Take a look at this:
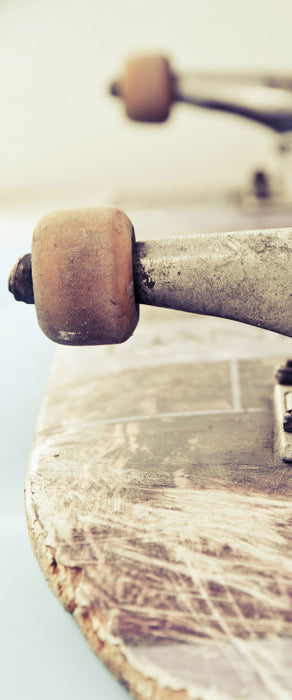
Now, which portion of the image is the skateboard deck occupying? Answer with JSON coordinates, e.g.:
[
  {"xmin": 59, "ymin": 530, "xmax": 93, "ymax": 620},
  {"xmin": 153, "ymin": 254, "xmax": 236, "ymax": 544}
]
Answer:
[{"xmin": 25, "ymin": 202, "xmax": 292, "ymax": 700}]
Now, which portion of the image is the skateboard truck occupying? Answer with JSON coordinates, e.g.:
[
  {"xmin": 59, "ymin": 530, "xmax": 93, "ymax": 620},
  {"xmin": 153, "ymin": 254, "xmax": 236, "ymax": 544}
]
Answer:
[
  {"xmin": 8, "ymin": 205, "xmax": 292, "ymax": 345},
  {"xmin": 110, "ymin": 54, "xmax": 292, "ymax": 134}
]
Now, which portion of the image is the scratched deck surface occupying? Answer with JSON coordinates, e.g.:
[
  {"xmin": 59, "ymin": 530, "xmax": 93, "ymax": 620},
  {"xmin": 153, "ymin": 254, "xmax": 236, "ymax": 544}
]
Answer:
[{"xmin": 26, "ymin": 202, "xmax": 292, "ymax": 700}]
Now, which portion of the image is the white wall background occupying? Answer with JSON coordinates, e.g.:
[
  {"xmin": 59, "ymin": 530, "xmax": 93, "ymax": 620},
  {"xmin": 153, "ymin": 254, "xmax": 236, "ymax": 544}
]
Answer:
[{"xmin": 0, "ymin": 0, "xmax": 291, "ymax": 207}]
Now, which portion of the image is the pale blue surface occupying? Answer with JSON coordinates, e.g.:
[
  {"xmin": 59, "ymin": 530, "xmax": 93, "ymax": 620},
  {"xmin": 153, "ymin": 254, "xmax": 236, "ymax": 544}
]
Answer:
[{"xmin": 0, "ymin": 228, "xmax": 131, "ymax": 699}]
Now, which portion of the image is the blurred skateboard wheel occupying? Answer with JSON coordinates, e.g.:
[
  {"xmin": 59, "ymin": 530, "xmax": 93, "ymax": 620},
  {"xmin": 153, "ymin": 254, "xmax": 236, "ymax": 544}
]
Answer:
[{"xmin": 122, "ymin": 54, "xmax": 173, "ymax": 123}]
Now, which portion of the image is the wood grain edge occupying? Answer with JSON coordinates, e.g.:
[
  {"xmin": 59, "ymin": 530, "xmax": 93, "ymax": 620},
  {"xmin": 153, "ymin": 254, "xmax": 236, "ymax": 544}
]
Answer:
[{"xmin": 24, "ymin": 476, "xmax": 199, "ymax": 700}]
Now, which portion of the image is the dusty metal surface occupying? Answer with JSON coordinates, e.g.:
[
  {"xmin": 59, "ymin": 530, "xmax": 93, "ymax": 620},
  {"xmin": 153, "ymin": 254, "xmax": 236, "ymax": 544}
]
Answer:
[{"xmin": 134, "ymin": 227, "xmax": 292, "ymax": 337}]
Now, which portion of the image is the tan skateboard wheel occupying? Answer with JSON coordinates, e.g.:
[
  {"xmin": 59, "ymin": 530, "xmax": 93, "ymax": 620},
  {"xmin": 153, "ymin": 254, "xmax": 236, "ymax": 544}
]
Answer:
[
  {"xmin": 122, "ymin": 55, "xmax": 173, "ymax": 123},
  {"xmin": 31, "ymin": 207, "xmax": 139, "ymax": 345}
]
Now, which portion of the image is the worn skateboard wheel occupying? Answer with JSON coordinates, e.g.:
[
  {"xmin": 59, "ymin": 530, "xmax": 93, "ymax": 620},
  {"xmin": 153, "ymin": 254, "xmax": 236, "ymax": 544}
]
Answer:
[
  {"xmin": 31, "ymin": 207, "xmax": 139, "ymax": 345},
  {"xmin": 122, "ymin": 55, "xmax": 173, "ymax": 123}
]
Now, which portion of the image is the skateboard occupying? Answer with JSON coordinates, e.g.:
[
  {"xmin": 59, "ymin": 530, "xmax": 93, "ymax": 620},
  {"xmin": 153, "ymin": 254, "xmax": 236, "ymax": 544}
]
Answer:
[{"xmin": 9, "ymin": 199, "xmax": 292, "ymax": 699}]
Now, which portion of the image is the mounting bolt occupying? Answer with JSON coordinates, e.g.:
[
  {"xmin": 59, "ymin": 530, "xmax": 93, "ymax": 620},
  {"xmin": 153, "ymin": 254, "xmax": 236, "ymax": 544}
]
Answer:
[
  {"xmin": 283, "ymin": 410, "xmax": 292, "ymax": 432},
  {"xmin": 275, "ymin": 360, "xmax": 292, "ymax": 386}
]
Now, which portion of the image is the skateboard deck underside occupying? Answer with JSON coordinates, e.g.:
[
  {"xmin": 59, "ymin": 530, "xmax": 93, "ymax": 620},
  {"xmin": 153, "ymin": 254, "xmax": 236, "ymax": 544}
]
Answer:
[{"xmin": 26, "ymin": 203, "xmax": 292, "ymax": 700}]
